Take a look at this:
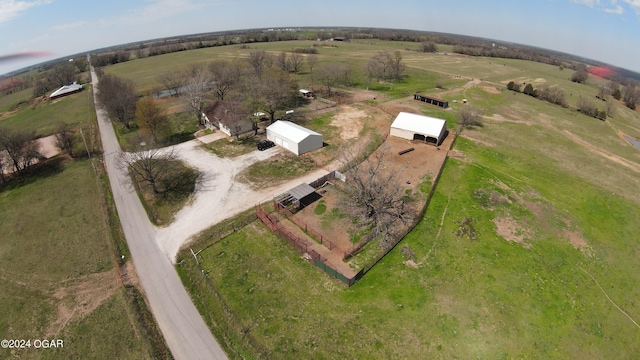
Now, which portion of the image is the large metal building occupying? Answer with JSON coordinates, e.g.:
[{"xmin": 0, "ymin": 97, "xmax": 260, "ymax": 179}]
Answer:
[
  {"xmin": 390, "ymin": 112, "xmax": 447, "ymax": 145},
  {"xmin": 266, "ymin": 120, "xmax": 323, "ymax": 155}
]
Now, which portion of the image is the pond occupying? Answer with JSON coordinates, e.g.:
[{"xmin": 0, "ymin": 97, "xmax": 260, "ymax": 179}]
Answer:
[{"xmin": 624, "ymin": 135, "xmax": 640, "ymax": 150}]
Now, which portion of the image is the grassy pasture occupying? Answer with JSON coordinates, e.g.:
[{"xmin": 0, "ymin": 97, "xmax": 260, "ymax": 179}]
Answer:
[
  {"xmin": 0, "ymin": 160, "xmax": 149, "ymax": 359},
  {"xmin": 0, "ymin": 89, "xmax": 92, "ymax": 137},
  {"xmin": 173, "ymin": 41, "xmax": 640, "ymax": 358}
]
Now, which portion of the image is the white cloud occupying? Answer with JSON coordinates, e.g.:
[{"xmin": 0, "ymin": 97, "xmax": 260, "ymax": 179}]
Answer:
[
  {"xmin": 621, "ymin": 0, "xmax": 640, "ymax": 13},
  {"xmin": 50, "ymin": 20, "xmax": 85, "ymax": 31},
  {"xmin": 0, "ymin": 0, "xmax": 52, "ymax": 24},
  {"xmin": 571, "ymin": 0, "xmax": 601, "ymax": 7},
  {"xmin": 604, "ymin": 4, "xmax": 624, "ymax": 12},
  {"xmin": 120, "ymin": 0, "xmax": 203, "ymax": 23}
]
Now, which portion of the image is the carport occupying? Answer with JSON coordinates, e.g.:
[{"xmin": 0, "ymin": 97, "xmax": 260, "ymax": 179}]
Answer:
[{"xmin": 274, "ymin": 183, "xmax": 320, "ymax": 211}]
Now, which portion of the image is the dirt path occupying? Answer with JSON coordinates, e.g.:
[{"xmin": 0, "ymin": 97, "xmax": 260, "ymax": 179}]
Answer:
[{"xmin": 563, "ymin": 130, "xmax": 640, "ymax": 174}]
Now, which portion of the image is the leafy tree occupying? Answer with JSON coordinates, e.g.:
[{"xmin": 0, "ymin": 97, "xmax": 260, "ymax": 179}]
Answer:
[
  {"xmin": 624, "ymin": 84, "xmax": 639, "ymax": 110},
  {"xmin": 507, "ymin": 81, "xmax": 515, "ymax": 91},
  {"xmin": 571, "ymin": 67, "xmax": 589, "ymax": 83},
  {"xmin": 418, "ymin": 42, "xmax": 437, "ymax": 52},
  {"xmin": 612, "ymin": 88, "xmax": 622, "ymax": 100},
  {"xmin": 136, "ymin": 97, "xmax": 167, "ymax": 143},
  {"xmin": 523, "ymin": 83, "xmax": 535, "ymax": 96}
]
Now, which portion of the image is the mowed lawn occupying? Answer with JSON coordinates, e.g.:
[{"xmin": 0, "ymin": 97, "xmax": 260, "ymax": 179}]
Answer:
[{"xmin": 173, "ymin": 42, "xmax": 640, "ymax": 359}]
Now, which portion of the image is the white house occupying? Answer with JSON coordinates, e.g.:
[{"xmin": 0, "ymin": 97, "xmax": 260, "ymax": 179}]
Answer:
[
  {"xmin": 202, "ymin": 101, "xmax": 254, "ymax": 136},
  {"xmin": 390, "ymin": 112, "xmax": 447, "ymax": 145},
  {"xmin": 266, "ymin": 120, "xmax": 323, "ymax": 155}
]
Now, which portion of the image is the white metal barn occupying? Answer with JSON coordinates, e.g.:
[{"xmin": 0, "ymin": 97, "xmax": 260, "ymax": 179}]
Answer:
[
  {"xmin": 390, "ymin": 112, "xmax": 447, "ymax": 145},
  {"xmin": 266, "ymin": 120, "xmax": 323, "ymax": 155}
]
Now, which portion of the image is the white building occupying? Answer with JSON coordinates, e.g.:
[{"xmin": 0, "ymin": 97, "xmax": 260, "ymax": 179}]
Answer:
[
  {"xmin": 50, "ymin": 82, "xmax": 83, "ymax": 99},
  {"xmin": 266, "ymin": 120, "xmax": 323, "ymax": 155},
  {"xmin": 390, "ymin": 112, "xmax": 447, "ymax": 145}
]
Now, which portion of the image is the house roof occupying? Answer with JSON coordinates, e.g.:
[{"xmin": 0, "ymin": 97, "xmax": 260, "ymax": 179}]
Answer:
[
  {"xmin": 203, "ymin": 101, "xmax": 247, "ymax": 127},
  {"xmin": 391, "ymin": 112, "xmax": 446, "ymax": 138},
  {"xmin": 50, "ymin": 82, "xmax": 82, "ymax": 98},
  {"xmin": 267, "ymin": 120, "xmax": 321, "ymax": 143}
]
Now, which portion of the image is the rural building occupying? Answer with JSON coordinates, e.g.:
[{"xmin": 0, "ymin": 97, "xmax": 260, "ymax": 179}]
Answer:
[
  {"xmin": 414, "ymin": 92, "xmax": 448, "ymax": 108},
  {"xmin": 299, "ymin": 89, "xmax": 314, "ymax": 98},
  {"xmin": 266, "ymin": 120, "xmax": 323, "ymax": 155},
  {"xmin": 202, "ymin": 101, "xmax": 254, "ymax": 136},
  {"xmin": 390, "ymin": 112, "xmax": 447, "ymax": 145},
  {"xmin": 274, "ymin": 183, "xmax": 320, "ymax": 210},
  {"xmin": 49, "ymin": 82, "xmax": 83, "ymax": 99}
]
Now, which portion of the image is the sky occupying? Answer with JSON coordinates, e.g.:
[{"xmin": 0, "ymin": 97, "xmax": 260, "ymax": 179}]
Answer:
[{"xmin": 1, "ymin": 0, "xmax": 640, "ymax": 76}]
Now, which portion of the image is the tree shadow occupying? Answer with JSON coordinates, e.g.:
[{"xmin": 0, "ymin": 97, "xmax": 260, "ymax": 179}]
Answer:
[{"xmin": 0, "ymin": 156, "xmax": 66, "ymax": 193}]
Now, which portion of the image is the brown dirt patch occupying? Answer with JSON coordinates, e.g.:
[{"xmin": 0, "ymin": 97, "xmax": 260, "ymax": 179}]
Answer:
[
  {"xmin": 493, "ymin": 215, "xmax": 532, "ymax": 248},
  {"xmin": 481, "ymin": 86, "xmax": 501, "ymax": 95},
  {"xmin": 563, "ymin": 229, "xmax": 593, "ymax": 256},
  {"xmin": 563, "ymin": 130, "xmax": 640, "ymax": 174},
  {"xmin": 404, "ymin": 260, "xmax": 419, "ymax": 268},
  {"xmin": 47, "ymin": 270, "xmax": 120, "ymax": 337},
  {"xmin": 331, "ymin": 105, "xmax": 368, "ymax": 140}
]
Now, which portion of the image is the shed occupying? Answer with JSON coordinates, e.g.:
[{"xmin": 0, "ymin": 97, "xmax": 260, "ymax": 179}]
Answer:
[
  {"xmin": 266, "ymin": 120, "xmax": 323, "ymax": 155},
  {"xmin": 299, "ymin": 89, "xmax": 314, "ymax": 98},
  {"xmin": 390, "ymin": 112, "xmax": 447, "ymax": 145},
  {"xmin": 414, "ymin": 92, "xmax": 448, "ymax": 108},
  {"xmin": 50, "ymin": 82, "xmax": 83, "ymax": 99}
]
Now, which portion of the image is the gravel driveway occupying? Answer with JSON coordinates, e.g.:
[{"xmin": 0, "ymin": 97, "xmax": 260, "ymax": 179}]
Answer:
[{"xmin": 156, "ymin": 137, "xmax": 334, "ymax": 262}]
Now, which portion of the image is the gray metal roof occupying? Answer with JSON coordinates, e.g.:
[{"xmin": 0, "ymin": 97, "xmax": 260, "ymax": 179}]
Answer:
[{"xmin": 287, "ymin": 183, "xmax": 316, "ymax": 201}]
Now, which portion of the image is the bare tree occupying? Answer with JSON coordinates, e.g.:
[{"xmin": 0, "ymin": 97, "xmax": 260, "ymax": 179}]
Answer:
[
  {"xmin": 316, "ymin": 65, "xmax": 341, "ymax": 96},
  {"xmin": 54, "ymin": 122, "xmax": 76, "ymax": 158},
  {"xmin": 0, "ymin": 129, "xmax": 40, "ymax": 175},
  {"xmin": 288, "ymin": 52, "xmax": 305, "ymax": 74},
  {"xmin": 275, "ymin": 52, "xmax": 290, "ymax": 72},
  {"xmin": 0, "ymin": 151, "xmax": 6, "ymax": 183},
  {"xmin": 157, "ymin": 71, "xmax": 185, "ymax": 97},
  {"xmin": 458, "ymin": 106, "xmax": 483, "ymax": 130},
  {"xmin": 118, "ymin": 147, "xmax": 178, "ymax": 194},
  {"xmin": 182, "ymin": 64, "xmax": 213, "ymax": 125},
  {"xmin": 366, "ymin": 58, "xmax": 381, "ymax": 90},
  {"xmin": 247, "ymin": 50, "xmax": 273, "ymax": 79},
  {"xmin": 624, "ymin": 83, "xmax": 639, "ymax": 110},
  {"xmin": 97, "ymin": 74, "xmax": 137, "ymax": 129},
  {"xmin": 368, "ymin": 51, "xmax": 406, "ymax": 82},
  {"xmin": 577, "ymin": 97, "xmax": 599, "ymax": 118},
  {"xmin": 418, "ymin": 42, "xmax": 437, "ymax": 52},
  {"xmin": 250, "ymin": 68, "xmax": 298, "ymax": 123},
  {"xmin": 136, "ymin": 97, "xmax": 168, "ymax": 143},
  {"xmin": 208, "ymin": 60, "xmax": 241, "ymax": 101},
  {"xmin": 306, "ymin": 54, "xmax": 318, "ymax": 86},
  {"xmin": 339, "ymin": 142, "xmax": 410, "ymax": 249}
]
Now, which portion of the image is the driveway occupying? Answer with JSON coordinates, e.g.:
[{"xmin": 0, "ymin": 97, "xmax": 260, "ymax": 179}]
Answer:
[
  {"xmin": 90, "ymin": 64, "xmax": 228, "ymax": 360},
  {"xmin": 157, "ymin": 139, "xmax": 333, "ymax": 261}
]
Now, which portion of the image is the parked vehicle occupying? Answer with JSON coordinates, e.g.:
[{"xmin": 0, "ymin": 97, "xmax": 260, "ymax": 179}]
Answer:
[{"xmin": 257, "ymin": 140, "xmax": 275, "ymax": 151}]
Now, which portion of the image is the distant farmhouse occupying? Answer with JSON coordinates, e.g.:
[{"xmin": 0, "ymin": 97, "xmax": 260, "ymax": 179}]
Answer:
[
  {"xmin": 414, "ymin": 92, "xmax": 448, "ymax": 109},
  {"xmin": 202, "ymin": 101, "xmax": 253, "ymax": 136},
  {"xmin": 266, "ymin": 120, "xmax": 323, "ymax": 155},
  {"xmin": 390, "ymin": 112, "xmax": 447, "ymax": 146},
  {"xmin": 49, "ymin": 82, "xmax": 83, "ymax": 99}
]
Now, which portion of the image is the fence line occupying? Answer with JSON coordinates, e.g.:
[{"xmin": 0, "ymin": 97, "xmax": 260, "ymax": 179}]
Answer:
[{"xmin": 273, "ymin": 201, "xmax": 341, "ymax": 253}]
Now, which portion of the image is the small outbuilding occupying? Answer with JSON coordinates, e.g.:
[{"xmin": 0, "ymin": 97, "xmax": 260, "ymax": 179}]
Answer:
[
  {"xmin": 390, "ymin": 112, "xmax": 447, "ymax": 146},
  {"xmin": 266, "ymin": 120, "xmax": 323, "ymax": 155},
  {"xmin": 50, "ymin": 82, "xmax": 83, "ymax": 99},
  {"xmin": 299, "ymin": 89, "xmax": 314, "ymax": 98},
  {"xmin": 414, "ymin": 92, "xmax": 448, "ymax": 108}
]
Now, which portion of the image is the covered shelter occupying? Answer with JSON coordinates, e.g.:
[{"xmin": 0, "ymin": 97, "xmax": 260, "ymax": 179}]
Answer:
[
  {"xmin": 266, "ymin": 120, "xmax": 323, "ymax": 155},
  {"xmin": 390, "ymin": 112, "xmax": 447, "ymax": 146},
  {"xmin": 274, "ymin": 183, "xmax": 320, "ymax": 211},
  {"xmin": 414, "ymin": 92, "xmax": 448, "ymax": 108},
  {"xmin": 50, "ymin": 82, "xmax": 83, "ymax": 99}
]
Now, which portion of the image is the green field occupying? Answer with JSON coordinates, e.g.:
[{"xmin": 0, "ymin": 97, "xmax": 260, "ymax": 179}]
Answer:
[
  {"xmin": 167, "ymin": 40, "xmax": 640, "ymax": 358},
  {"xmin": 0, "ymin": 80, "xmax": 163, "ymax": 357},
  {"xmin": 0, "ymin": 160, "xmax": 150, "ymax": 359}
]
